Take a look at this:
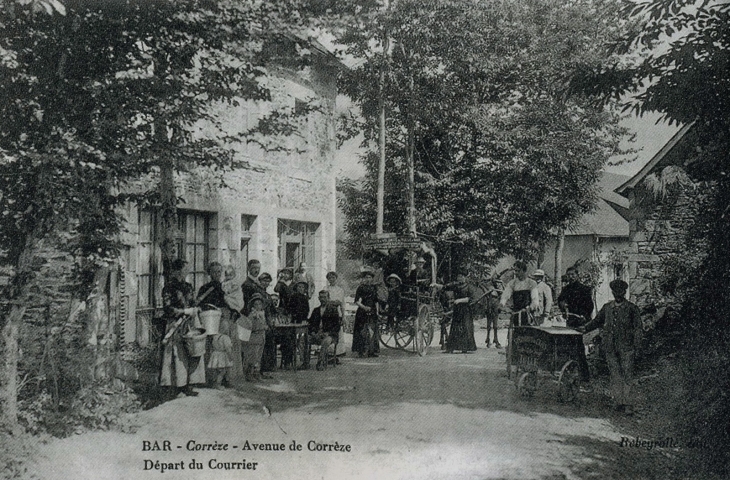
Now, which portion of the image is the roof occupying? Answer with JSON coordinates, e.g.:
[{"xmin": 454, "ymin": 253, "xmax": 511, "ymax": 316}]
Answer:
[
  {"xmin": 616, "ymin": 122, "xmax": 695, "ymax": 195},
  {"xmin": 568, "ymin": 197, "xmax": 629, "ymax": 237},
  {"xmin": 567, "ymin": 172, "xmax": 630, "ymax": 238}
]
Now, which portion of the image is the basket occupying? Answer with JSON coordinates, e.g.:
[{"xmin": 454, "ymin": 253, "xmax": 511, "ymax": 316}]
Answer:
[
  {"xmin": 199, "ymin": 308, "xmax": 222, "ymax": 335},
  {"xmin": 184, "ymin": 328, "xmax": 207, "ymax": 357}
]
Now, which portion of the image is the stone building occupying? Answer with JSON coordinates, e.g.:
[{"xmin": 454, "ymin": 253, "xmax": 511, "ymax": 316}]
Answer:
[
  {"xmin": 615, "ymin": 122, "xmax": 698, "ymax": 309},
  {"xmin": 118, "ymin": 42, "xmax": 341, "ymax": 345}
]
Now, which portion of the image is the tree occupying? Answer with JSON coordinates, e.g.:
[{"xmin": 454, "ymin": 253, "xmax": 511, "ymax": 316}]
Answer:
[
  {"xmin": 331, "ymin": 0, "xmax": 629, "ymax": 273},
  {"xmin": 0, "ymin": 0, "xmax": 317, "ymax": 432},
  {"xmin": 572, "ymin": 0, "xmax": 730, "ymax": 474}
]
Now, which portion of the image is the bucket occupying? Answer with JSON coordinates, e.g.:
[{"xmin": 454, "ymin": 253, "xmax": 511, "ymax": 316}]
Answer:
[
  {"xmin": 199, "ymin": 308, "xmax": 221, "ymax": 335},
  {"xmin": 237, "ymin": 324, "xmax": 252, "ymax": 342},
  {"xmin": 184, "ymin": 328, "xmax": 207, "ymax": 357}
]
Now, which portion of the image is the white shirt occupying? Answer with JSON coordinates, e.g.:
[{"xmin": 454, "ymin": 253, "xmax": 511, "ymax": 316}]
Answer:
[
  {"xmin": 500, "ymin": 277, "xmax": 539, "ymax": 311},
  {"xmin": 535, "ymin": 281, "xmax": 553, "ymax": 316}
]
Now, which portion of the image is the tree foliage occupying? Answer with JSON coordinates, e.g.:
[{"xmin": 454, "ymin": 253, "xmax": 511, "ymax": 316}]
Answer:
[
  {"xmin": 0, "ymin": 0, "xmax": 320, "ymax": 432},
  {"xmin": 331, "ymin": 0, "xmax": 629, "ymax": 271},
  {"xmin": 573, "ymin": 1, "xmax": 730, "ymax": 474}
]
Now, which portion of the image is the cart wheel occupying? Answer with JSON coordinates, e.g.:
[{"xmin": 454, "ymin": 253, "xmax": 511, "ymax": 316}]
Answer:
[
  {"xmin": 517, "ymin": 372, "xmax": 537, "ymax": 398},
  {"xmin": 378, "ymin": 318, "xmax": 412, "ymax": 349},
  {"xmin": 557, "ymin": 360, "xmax": 580, "ymax": 403},
  {"xmin": 395, "ymin": 319, "xmax": 414, "ymax": 349}
]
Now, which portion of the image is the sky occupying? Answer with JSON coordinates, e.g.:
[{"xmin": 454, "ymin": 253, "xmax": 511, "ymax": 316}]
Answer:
[{"xmin": 333, "ymin": 109, "xmax": 681, "ymax": 182}]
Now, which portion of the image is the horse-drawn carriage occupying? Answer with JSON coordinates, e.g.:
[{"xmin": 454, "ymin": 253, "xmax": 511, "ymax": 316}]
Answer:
[{"xmin": 362, "ymin": 235, "xmax": 446, "ymax": 356}]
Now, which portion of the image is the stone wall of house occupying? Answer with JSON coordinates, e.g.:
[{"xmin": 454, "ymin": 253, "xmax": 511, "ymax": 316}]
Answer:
[
  {"xmin": 627, "ymin": 185, "xmax": 699, "ymax": 309},
  {"xmin": 118, "ymin": 61, "xmax": 339, "ymax": 345}
]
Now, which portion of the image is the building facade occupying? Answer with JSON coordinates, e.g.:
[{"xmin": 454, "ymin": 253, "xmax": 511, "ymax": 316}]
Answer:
[{"xmin": 119, "ymin": 51, "xmax": 340, "ymax": 345}]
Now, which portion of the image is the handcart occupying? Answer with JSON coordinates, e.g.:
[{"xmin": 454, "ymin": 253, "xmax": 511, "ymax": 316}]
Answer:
[{"xmin": 506, "ymin": 313, "xmax": 585, "ymax": 403}]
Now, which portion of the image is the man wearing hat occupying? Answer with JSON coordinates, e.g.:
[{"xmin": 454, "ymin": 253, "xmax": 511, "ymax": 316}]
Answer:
[
  {"xmin": 582, "ymin": 279, "xmax": 642, "ymax": 414},
  {"xmin": 409, "ymin": 256, "xmax": 430, "ymax": 288},
  {"xmin": 532, "ymin": 269, "xmax": 553, "ymax": 325},
  {"xmin": 353, "ymin": 268, "xmax": 380, "ymax": 357}
]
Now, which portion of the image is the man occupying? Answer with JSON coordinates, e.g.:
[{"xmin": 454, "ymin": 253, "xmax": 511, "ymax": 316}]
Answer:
[
  {"xmin": 306, "ymin": 290, "xmax": 343, "ymax": 370},
  {"xmin": 532, "ymin": 269, "xmax": 553, "ymax": 324},
  {"xmin": 292, "ymin": 262, "xmax": 315, "ymax": 299},
  {"xmin": 409, "ymin": 257, "xmax": 431, "ymax": 288},
  {"xmin": 582, "ymin": 279, "xmax": 642, "ymax": 414},
  {"xmin": 500, "ymin": 261, "xmax": 539, "ymax": 326},
  {"xmin": 557, "ymin": 267, "xmax": 594, "ymax": 328}
]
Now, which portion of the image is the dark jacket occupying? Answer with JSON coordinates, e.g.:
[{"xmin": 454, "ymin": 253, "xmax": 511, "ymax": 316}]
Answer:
[
  {"xmin": 308, "ymin": 303, "xmax": 341, "ymax": 337},
  {"xmin": 585, "ymin": 299, "xmax": 642, "ymax": 352},
  {"xmin": 557, "ymin": 281, "xmax": 594, "ymax": 324},
  {"xmin": 289, "ymin": 292, "xmax": 310, "ymax": 324}
]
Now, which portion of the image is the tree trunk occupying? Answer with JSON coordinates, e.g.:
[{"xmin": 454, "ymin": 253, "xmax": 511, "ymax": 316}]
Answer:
[
  {"xmin": 158, "ymin": 158, "xmax": 178, "ymax": 281},
  {"xmin": 0, "ymin": 234, "xmax": 39, "ymax": 434},
  {"xmin": 554, "ymin": 229, "xmax": 564, "ymax": 297}
]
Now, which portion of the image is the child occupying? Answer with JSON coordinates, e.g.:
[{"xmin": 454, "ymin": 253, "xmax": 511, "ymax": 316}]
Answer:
[
  {"xmin": 207, "ymin": 317, "xmax": 233, "ymax": 390},
  {"xmin": 242, "ymin": 293, "xmax": 268, "ymax": 381},
  {"xmin": 385, "ymin": 273, "xmax": 402, "ymax": 329},
  {"xmin": 222, "ymin": 265, "xmax": 244, "ymax": 313}
]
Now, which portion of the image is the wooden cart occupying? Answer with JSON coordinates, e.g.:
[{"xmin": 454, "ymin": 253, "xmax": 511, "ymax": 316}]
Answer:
[{"xmin": 506, "ymin": 324, "xmax": 584, "ymax": 402}]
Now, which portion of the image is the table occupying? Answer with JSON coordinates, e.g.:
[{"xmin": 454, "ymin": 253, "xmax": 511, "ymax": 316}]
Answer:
[{"xmin": 272, "ymin": 322, "xmax": 309, "ymax": 371}]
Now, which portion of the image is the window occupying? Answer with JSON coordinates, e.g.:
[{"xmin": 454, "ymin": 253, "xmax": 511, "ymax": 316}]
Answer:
[
  {"xmin": 137, "ymin": 209, "xmax": 212, "ymax": 309},
  {"xmin": 277, "ymin": 219, "xmax": 319, "ymax": 270},
  {"xmin": 240, "ymin": 214, "xmax": 256, "ymax": 269}
]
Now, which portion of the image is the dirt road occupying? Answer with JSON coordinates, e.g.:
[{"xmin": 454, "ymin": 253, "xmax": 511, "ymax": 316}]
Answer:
[{"xmin": 28, "ymin": 328, "xmax": 682, "ymax": 480}]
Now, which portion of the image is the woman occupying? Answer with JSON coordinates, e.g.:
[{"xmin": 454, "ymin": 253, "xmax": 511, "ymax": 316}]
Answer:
[
  {"xmin": 352, "ymin": 269, "xmax": 380, "ymax": 357},
  {"xmin": 197, "ymin": 262, "xmax": 240, "ymax": 381},
  {"xmin": 159, "ymin": 259, "xmax": 204, "ymax": 397},
  {"xmin": 445, "ymin": 270, "xmax": 478, "ymax": 354},
  {"xmin": 258, "ymin": 272, "xmax": 277, "ymax": 377}
]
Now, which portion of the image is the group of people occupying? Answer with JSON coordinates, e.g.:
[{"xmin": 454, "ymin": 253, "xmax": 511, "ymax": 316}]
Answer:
[
  {"xmin": 158, "ymin": 258, "xmax": 345, "ymax": 399},
  {"xmin": 499, "ymin": 261, "xmax": 642, "ymax": 414}
]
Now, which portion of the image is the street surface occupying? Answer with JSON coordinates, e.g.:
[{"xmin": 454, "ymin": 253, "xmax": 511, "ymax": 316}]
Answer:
[{"xmin": 28, "ymin": 326, "xmax": 680, "ymax": 480}]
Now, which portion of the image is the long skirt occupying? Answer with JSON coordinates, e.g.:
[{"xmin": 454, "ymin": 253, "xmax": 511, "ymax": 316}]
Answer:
[
  {"xmin": 260, "ymin": 330, "xmax": 278, "ymax": 372},
  {"xmin": 352, "ymin": 309, "xmax": 379, "ymax": 355},
  {"xmin": 160, "ymin": 337, "xmax": 205, "ymax": 387},
  {"xmin": 446, "ymin": 306, "xmax": 477, "ymax": 352}
]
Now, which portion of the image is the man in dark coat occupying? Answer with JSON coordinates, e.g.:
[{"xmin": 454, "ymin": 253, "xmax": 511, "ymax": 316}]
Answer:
[
  {"xmin": 582, "ymin": 279, "xmax": 642, "ymax": 414},
  {"xmin": 557, "ymin": 267, "xmax": 594, "ymax": 328}
]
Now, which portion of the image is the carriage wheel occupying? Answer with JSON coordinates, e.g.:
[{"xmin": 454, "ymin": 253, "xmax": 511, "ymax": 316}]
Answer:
[
  {"xmin": 415, "ymin": 305, "xmax": 430, "ymax": 356},
  {"xmin": 378, "ymin": 319, "xmax": 398, "ymax": 349},
  {"xmin": 517, "ymin": 372, "xmax": 537, "ymax": 398},
  {"xmin": 557, "ymin": 360, "xmax": 580, "ymax": 403}
]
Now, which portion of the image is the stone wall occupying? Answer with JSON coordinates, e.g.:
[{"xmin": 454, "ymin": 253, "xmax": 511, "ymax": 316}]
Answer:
[
  {"xmin": 119, "ymin": 62, "xmax": 339, "ymax": 345},
  {"xmin": 626, "ymin": 186, "xmax": 699, "ymax": 309}
]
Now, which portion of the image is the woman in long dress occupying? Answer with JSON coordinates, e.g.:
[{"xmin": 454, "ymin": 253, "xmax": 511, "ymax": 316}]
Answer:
[
  {"xmin": 352, "ymin": 269, "xmax": 379, "ymax": 357},
  {"xmin": 445, "ymin": 270, "xmax": 478, "ymax": 353},
  {"xmin": 159, "ymin": 259, "xmax": 205, "ymax": 397}
]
